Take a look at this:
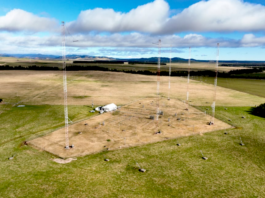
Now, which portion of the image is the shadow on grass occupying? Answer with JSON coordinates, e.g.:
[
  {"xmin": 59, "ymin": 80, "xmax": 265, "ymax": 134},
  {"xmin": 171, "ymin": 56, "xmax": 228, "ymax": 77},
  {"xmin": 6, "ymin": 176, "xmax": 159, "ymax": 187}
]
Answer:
[{"xmin": 247, "ymin": 103, "xmax": 265, "ymax": 118}]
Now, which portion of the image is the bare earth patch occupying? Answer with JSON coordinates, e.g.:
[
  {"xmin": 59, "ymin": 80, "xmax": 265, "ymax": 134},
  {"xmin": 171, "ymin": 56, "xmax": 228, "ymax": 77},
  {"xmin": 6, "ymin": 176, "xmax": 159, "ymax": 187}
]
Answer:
[
  {"xmin": 29, "ymin": 97, "xmax": 232, "ymax": 158},
  {"xmin": 53, "ymin": 158, "xmax": 77, "ymax": 164}
]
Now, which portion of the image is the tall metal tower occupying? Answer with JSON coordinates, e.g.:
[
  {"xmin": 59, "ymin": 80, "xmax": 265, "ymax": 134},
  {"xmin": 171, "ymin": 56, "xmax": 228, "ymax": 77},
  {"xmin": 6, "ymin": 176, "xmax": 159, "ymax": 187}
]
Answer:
[
  {"xmin": 186, "ymin": 47, "xmax": 191, "ymax": 110},
  {"xmin": 62, "ymin": 21, "xmax": 70, "ymax": 149},
  {"xmin": 156, "ymin": 39, "xmax": 161, "ymax": 120},
  {"xmin": 168, "ymin": 45, "xmax": 171, "ymax": 100},
  {"xmin": 211, "ymin": 43, "xmax": 219, "ymax": 124}
]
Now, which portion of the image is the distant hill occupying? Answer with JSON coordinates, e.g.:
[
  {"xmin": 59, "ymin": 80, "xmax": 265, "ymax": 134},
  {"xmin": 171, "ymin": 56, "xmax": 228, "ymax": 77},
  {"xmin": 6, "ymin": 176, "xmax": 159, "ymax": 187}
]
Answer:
[
  {"xmin": 0, "ymin": 54, "xmax": 61, "ymax": 59},
  {"xmin": 0, "ymin": 54, "xmax": 110, "ymax": 60},
  {"xmin": 1, "ymin": 54, "xmax": 265, "ymax": 65},
  {"xmin": 118, "ymin": 57, "xmax": 198, "ymax": 63}
]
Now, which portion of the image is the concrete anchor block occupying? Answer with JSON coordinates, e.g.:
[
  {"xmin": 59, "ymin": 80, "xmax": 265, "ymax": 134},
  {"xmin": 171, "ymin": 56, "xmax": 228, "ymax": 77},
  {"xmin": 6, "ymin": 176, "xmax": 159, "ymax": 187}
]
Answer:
[{"xmin": 208, "ymin": 121, "xmax": 214, "ymax": 125}]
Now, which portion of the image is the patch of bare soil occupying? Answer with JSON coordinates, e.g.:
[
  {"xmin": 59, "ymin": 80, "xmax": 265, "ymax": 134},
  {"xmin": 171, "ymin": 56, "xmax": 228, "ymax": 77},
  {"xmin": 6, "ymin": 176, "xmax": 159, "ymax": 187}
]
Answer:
[
  {"xmin": 29, "ymin": 97, "xmax": 232, "ymax": 158},
  {"xmin": 53, "ymin": 158, "xmax": 77, "ymax": 164}
]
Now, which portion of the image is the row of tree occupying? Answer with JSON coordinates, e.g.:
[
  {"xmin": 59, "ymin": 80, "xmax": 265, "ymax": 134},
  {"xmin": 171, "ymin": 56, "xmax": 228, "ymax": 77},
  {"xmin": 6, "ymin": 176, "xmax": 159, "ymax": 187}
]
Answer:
[{"xmin": 1, "ymin": 65, "xmax": 264, "ymax": 78}]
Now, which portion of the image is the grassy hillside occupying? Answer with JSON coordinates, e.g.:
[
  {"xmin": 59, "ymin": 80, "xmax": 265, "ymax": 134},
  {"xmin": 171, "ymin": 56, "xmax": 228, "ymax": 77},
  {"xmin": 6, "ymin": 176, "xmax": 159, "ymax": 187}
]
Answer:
[
  {"xmin": 0, "ymin": 105, "xmax": 95, "ymax": 145},
  {"xmin": 0, "ymin": 106, "xmax": 265, "ymax": 197},
  {"xmin": 192, "ymin": 76, "xmax": 265, "ymax": 98}
]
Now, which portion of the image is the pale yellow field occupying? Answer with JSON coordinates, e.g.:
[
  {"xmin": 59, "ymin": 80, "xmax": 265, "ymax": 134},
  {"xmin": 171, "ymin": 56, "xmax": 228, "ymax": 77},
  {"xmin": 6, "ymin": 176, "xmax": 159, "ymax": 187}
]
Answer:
[
  {"xmin": 0, "ymin": 57, "xmax": 70, "ymax": 64},
  {"xmin": 0, "ymin": 70, "xmax": 263, "ymax": 108},
  {"xmin": 167, "ymin": 62, "xmax": 250, "ymax": 72}
]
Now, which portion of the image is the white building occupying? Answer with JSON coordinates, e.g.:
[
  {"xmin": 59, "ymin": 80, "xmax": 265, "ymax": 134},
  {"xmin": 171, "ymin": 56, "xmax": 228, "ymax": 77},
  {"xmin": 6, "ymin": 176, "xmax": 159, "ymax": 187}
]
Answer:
[
  {"xmin": 95, "ymin": 103, "xmax": 117, "ymax": 113},
  {"xmin": 102, "ymin": 103, "xmax": 117, "ymax": 112}
]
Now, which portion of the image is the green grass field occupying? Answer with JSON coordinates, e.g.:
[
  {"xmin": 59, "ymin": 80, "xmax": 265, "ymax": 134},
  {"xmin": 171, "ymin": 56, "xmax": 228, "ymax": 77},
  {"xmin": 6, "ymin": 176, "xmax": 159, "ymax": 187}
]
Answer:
[
  {"xmin": 0, "ymin": 67, "xmax": 265, "ymax": 197},
  {"xmin": 0, "ymin": 105, "xmax": 94, "ymax": 145},
  {"xmin": 192, "ymin": 76, "xmax": 265, "ymax": 98},
  {"xmin": 0, "ymin": 105, "xmax": 265, "ymax": 197}
]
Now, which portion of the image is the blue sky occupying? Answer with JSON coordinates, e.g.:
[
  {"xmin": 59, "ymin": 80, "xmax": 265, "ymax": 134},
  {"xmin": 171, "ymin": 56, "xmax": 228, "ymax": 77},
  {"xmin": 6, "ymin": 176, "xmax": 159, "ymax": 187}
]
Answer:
[{"xmin": 1, "ymin": 0, "xmax": 265, "ymax": 60}]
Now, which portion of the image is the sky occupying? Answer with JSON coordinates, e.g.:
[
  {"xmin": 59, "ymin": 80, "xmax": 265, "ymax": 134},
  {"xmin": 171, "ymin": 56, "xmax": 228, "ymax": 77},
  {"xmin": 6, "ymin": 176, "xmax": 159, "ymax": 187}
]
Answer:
[{"xmin": 1, "ymin": 0, "xmax": 265, "ymax": 60}]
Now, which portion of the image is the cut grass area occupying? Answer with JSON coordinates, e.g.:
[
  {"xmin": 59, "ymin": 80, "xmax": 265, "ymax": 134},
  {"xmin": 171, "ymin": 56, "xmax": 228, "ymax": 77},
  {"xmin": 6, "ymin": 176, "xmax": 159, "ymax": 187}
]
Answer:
[
  {"xmin": 0, "ymin": 105, "xmax": 95, "ymax": 144},
  {"xmin": 0, "ymin": 106, "xmax": 265, "ymax": 197},
  {"xmin": 192, "ymin": 76, "xmax": 265, "ymax": 98}
]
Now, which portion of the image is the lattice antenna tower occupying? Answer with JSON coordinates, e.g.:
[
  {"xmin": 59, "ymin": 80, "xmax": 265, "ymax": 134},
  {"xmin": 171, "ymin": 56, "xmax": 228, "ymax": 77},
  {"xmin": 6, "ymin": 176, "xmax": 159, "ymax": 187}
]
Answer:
[
  {"xmin": 211, "ymin": 43, "xmax": 219, "ymax": 124},
  {"xmin": 156, "ymin": 39, "xmax": 161, "ymax": 120},
  {"xmin": 186, "ymin": 47, "xmax": 191, "ymax": 110},
  {"xmin": 168, "ymin": 45, "xmax": 171, "ymax": 100},
  {"xmin": 62, "ymin": 21, "xmax": 70, "ymax": 149}
]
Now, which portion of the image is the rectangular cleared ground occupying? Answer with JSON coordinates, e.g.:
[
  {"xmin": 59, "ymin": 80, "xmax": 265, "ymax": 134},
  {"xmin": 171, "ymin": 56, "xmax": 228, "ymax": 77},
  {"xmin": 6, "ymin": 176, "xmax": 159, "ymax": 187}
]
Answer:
[{"xmin": 29, "ymin": 97, "xmax": 232, "ymax": 158}]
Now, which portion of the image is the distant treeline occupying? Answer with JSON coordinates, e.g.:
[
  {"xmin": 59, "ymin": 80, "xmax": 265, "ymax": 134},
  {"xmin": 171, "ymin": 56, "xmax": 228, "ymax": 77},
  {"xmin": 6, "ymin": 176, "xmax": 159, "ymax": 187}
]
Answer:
[
  {"xmin": 121, "ymin": 68, "xmax": 265, "ymax": 79},
  {"xmin": 220, "ymin": 63, "xmax": 265, "ymax": 67},
  {"xmin": 73, "ymin": 61, "xmax": 125, "ymax": 64},
  {"xmin": 1, "ymin": 65, "xmax": 264, "ymax": 79},
  {"xmin": 228, "ymin": 68, "xmax": 264, "ymax": 74},
  {"xmin": 128, "ymin": 61, "xmax": 166, "ymax": 65}
]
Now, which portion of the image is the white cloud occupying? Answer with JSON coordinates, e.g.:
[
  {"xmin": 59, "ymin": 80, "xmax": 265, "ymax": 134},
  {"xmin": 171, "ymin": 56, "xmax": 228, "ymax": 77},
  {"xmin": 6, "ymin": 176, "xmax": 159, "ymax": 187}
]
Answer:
[
  {"xmin": 53, "ymin": 33, "xmax": 238, "ymax": 48},
  {"xmin": 67, "ymin": 0, "xmax": 265, "ymax": 34},
  {"xmin": 0, "ymin": 32, "xmax": 241, "ymax": 54},
  {"xmin": 0, "ymin": 9, "xmax": 58, "ymax": 32},
  {"xmin": 97, "ymin": 47, "xmax": 184, "ymax": 57},
  {"xmin": 241, "ymin": 34, "xmax": 265, "ymax": 47},
  {"xmin": 2, "ymin": 0, "xmax": 265, "ymax": 34},
  {"xmin": 162, "ymin": 0, "xmax": 265, "ymax": 33},
  {"xmin": 3, "ymin": 32, "xmax": 265, "ymax": 58},
  {"xmin": 67, "ymin": 0, "xmax": 169, "ymax": 33}
]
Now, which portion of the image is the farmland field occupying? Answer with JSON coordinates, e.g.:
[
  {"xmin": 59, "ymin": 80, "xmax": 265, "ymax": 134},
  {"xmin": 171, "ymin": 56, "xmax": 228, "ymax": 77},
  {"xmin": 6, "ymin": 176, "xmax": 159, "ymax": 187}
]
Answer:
[
  {"xmin": 0, "ymin": 69, "xmax": 265, "ymax": 197},
  {"xmin": 0, "ymin": 57, "xmax": 251, "ymax": 72},
  {"xmin": 192, "ymin": 76, "xmax": 265, "ymax": 98}
]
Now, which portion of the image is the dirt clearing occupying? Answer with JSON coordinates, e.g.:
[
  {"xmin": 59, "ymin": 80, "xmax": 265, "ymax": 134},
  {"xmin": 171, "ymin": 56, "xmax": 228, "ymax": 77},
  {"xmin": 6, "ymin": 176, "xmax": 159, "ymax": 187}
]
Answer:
[{"xmin": 29, "ymin": 97, "xmax": 231, "ymax": 158}]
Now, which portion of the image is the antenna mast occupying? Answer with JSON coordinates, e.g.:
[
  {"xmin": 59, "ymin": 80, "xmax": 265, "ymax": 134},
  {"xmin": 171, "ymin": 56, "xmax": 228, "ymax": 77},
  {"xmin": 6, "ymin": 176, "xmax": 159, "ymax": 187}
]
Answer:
[
  {"xmin": 168, "ymin": 45, "xmax": 171, "ymax": 100},
  {"xmin": 186, "ymin": 47, "xmax": 191, "ymax": 110},
  {"xmin": 156, "ymin": 39, "xmax": 161, "ymax": 120},
  {"xmin": 62, "ymin": 21, "xmax": 70, "ymax": 149},
  {"xmin": 211, "ymin": 43, "xmax": 219, "ymax": 124}
]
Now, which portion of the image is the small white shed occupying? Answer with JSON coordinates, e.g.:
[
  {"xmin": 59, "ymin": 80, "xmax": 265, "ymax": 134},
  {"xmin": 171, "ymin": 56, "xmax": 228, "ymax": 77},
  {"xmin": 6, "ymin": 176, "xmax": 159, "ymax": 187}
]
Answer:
[{"xmin": 102, "ymin": 103, "xmax": 117, "ymax": 112}]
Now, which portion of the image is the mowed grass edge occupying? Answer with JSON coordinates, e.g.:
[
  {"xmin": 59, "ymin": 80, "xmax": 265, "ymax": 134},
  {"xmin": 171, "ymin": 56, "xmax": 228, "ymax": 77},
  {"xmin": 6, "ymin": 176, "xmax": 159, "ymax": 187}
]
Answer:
[
  {"xmin": 192, "ymin": 76, "xmax": 265, "ymax": 98},
  {"xmin": 0, "ymin": 106, "xmax": 264, "ymax": 197}
]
